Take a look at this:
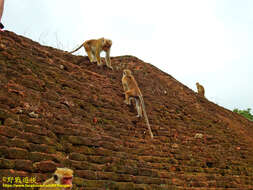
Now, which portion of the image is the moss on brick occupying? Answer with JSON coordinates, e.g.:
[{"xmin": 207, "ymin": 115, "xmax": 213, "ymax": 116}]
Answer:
[
  {"xmin": 28, "ymin": 152, "xmax": 55, "ymax": 162},
  {"xmin": 0, "ymin": 158, "xmax": 15, "ymax": 169},
  {"xmin": 14, "ymin": 159, "xmax": 33, "ymax": 172},
  {"xmin": 69, "ymin": 153, "xmax": 87, "ymax": 161},
  {"xmin": 7, "ymin": 147, "xmax": 29, "ymax": 159}
]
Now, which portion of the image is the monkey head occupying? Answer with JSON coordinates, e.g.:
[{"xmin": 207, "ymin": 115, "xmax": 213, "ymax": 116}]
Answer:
[
  {"xmin": 54, "ymin": 168, "xmax": 73, "ymax": 189},
  {"xmin": 102, "ymin": 38, "xmax": 112, "ymax": 51},
  {"xmin": 123, "ymin": 69, "xmax": 132, "ymax": 77}
]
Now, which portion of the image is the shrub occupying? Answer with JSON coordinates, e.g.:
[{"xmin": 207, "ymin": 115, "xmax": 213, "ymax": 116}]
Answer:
[{"xmin": 233, "ymin": 108, "xmax": 253, "ymax": 121}]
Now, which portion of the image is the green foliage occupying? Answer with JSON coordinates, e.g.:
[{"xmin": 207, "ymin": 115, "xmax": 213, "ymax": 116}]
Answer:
[{"xmin": 233, "ymin": 108, "xmax": 253, "ymax": 121}]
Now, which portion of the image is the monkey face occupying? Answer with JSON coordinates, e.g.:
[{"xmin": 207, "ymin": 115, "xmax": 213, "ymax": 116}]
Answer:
[
  {"xmin": 123, "ymin": 69, "xmax": 132, "ymax": 76},
  {"xmin": 53, "ymin": 173, "xmax": 73, "ymax": 189},
  {"xmin": 61, "ymin": 176, "xmax": 72, "ymax": 185},
  {"xmin": 61, "ymin": 176, "xmax": 73, "ymax": 189},
  {"xmin": 103, "ymin": 39, "xmax": 112, "ymax": 51}
]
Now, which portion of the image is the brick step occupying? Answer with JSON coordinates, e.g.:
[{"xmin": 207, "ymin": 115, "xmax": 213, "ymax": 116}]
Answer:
[
  {"xmin": 177, "ymin": 187, "xmax": 253, "ymax": 190},
  {"xmin": 1, "ymin": 169, "xmax": 252, "ymax": 189},
  {"xmin": 74, "ymin": 179, "xmax": 177, "ymax": 190},
  {"xmin": 73, "ymin": 176, "xmax": 253, "ymax": 189}
]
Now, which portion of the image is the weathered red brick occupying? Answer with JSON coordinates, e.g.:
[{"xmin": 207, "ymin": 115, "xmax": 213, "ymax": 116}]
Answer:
[
  {"xmin": 7, "ymin": 147, "xmax": 29, "ymax": 159},
  {"xmin": 33, "ymin": 160, "xmax": 59, "ymax": 172}
]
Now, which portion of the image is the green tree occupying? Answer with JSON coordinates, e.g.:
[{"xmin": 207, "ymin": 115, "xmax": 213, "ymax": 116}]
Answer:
[{"xmin": 233, "ymin": 108, "xmax": 253, "ymax": 121}]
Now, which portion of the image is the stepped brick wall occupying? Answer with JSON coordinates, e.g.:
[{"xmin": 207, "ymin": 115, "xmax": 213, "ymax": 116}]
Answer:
[{"xmin": 0, "ymin": 31, "xmax": 253, "ymax": 189}]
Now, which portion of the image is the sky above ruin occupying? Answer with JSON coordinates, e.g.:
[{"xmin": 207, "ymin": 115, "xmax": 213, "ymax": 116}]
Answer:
[{"xmin": 4, "ymin": 0, "xmax": 253, "ymax": 111}]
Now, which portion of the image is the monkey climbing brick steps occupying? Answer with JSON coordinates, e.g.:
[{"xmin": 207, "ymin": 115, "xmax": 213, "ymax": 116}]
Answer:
[{"xmin": 0, "ymin": 31, "xmax": 253, "ymax": 189}]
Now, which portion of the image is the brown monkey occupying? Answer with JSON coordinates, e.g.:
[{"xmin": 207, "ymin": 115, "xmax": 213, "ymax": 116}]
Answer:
[
  {"xmin": 122, "ymin": 69, "xmax": 154, "ymax": 139},
  {"xmin": 70, "ymin": 38, "xmax": 113, "ymax": 69},
  {"xmin": 39, "ymin": 168, "xmax": 73, "ymax": 190},
  {"xmin": 196, "ymin": 82, "xmax": 205, "ymax": 97}
]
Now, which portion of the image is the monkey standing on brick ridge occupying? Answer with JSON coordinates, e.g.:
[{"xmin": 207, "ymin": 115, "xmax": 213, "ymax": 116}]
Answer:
[
  {"xmin": 39, "ymin": 168, "xmax": 73, "ymax": 190},
  {"xmin": 196, "ymin": 82, "xmax": 205, "ymax": 97},
  {"xmin": 69, "ymin": 37, "xmax": 113, "ymax": 70},
  {"xmin": 122, "ymin": 69, "xmax": 154, "ymax": 139}
]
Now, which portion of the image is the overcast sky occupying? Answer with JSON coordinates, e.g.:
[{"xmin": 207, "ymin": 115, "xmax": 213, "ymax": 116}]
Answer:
[{"xmin": 3, "ymin": 0, "xmax": 253, "ymax": 111}]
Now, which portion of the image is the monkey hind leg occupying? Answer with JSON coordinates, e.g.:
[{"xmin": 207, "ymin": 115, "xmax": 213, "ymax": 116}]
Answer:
[
  {"xmin": 85, "ymin": 47, "xmax": 96, "ymax": 63},
  {"xmin": 86, "ymin": 51, "xmax": 95, "ymax": 63},
  {"xmin": 128, "ymin": 97, "xmax": 135, "ymax": 106},
  {"xmin": 124, "ymin": 92, "xmax": 130, "ymax": 105},
  {"xmin": 105, "ymin": 59, "xmax": 113, "ymax": 70},
  {"xmin": 135, "ymin": 98, "xmax": 143, "ymax": 117},
  {"xmin": 124, "ymin": 96, "xmax": 131, "ymax": 105},
  {"xmin": 106, "ymin": 63, "xmax": 113, "ymax": 70},
  {"xmin": 91, "ymin": 53, "xmax": 97, "ymax": 62}
]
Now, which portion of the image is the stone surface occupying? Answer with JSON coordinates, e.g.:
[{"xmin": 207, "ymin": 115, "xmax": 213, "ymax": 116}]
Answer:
[{"xmin": 0, "ymin": 31, "xmax": 252, "ymax": 189}]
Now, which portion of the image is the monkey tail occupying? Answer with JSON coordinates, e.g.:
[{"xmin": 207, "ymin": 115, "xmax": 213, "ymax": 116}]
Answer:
[
  {"xmin": 69, "ymin": 43, "xmax": 84, "ymax": 54},
  {"xmin": 139, "ymin": 95, "xmax": 154, "ymax": 139}
]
